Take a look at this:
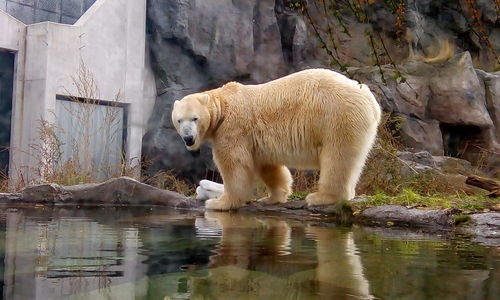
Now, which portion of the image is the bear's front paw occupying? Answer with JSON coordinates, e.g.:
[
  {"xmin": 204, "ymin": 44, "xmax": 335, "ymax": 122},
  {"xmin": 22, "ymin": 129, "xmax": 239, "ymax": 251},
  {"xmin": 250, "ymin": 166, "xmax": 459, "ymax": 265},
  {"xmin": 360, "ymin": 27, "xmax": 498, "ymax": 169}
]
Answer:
[
  {"xmin": 306, "ymin": 192, "xmax": 341, "ymax": 206},
  {"xmin": 205, "ymin": 198, "xmax": 235, "ymax": 211},
  {"xmin": 257, "ymin": 196, "xmax": 288, "ymax": 205}
]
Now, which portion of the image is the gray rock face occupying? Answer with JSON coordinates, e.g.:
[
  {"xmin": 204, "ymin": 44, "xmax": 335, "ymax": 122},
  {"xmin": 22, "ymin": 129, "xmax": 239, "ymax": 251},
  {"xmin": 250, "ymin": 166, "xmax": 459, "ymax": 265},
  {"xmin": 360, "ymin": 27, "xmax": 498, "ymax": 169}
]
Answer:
[
  {"xmin": 144, "ymin": 1, "xmax": 500, "ymax": 180},
  {"xmin": 477, "ymin": 70, "xmax": 500, "ymax": 145},
  {"xmin": 397, "ymin": 151, "xmax": 473, "ymax": 175},
  {"xmin": 143, "ymin": 0, "xmax": 313, "ymax": 181},
  {"xmin": 399, "ymin": 117, "xmax": 443, "ymax": 155},
  {"xmin": 428, "ymin": 53, "xmax": 491, "ymax": 127},
  {"xmin": 352, "ymin": 52, "xmax": 500, "ymax": 173}
]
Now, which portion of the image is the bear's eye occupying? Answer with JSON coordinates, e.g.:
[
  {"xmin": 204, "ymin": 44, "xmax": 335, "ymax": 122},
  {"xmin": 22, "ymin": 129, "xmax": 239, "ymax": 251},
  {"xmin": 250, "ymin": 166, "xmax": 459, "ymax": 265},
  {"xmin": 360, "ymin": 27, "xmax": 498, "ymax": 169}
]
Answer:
[
  {"xmin": 192, "ymin": 117, "xmax": 198, "ymax": 122},
  {"xmin": 177, "ymin": 119, "xmax": 181, "ymax": 124}
]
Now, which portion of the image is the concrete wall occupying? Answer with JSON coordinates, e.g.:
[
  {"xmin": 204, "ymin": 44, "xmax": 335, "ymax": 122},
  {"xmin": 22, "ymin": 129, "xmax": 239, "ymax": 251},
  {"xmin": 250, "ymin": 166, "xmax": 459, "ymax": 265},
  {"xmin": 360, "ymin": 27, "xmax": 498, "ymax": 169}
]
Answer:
[
  {"xmin": 0, "ymin": 0, "xmax": 156, "ymax": 185},
  {"xmin": 1, "ymin": 0, "xmax": 96, "ymax": 24}
]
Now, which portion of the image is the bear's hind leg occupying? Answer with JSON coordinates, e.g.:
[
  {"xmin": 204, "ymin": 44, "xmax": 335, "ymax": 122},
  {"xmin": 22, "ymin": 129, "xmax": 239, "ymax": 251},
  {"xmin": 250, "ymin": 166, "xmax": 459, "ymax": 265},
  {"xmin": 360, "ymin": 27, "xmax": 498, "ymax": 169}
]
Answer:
[
  {"xmin": 345, "ymin": 124, "xmax": 378, "ymax": 200},
  {"xmin": 306, "ymin": 145, "xmax": 356, "ymax": 206},
  {"xmin": 307, "ymin": 124, "xmax": 377, "ymax": 207},
  {"xmin": 257, "ymin": 165, "xmax": 292, "ymax": 205}
]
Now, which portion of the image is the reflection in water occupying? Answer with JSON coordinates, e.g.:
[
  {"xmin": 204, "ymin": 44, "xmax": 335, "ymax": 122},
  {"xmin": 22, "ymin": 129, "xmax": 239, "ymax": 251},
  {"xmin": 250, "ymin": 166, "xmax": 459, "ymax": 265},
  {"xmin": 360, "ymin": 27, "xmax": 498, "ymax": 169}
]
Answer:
[
  {"xmin": 0, "ymin": 207, "xmax": 497, "ymax": 300},
  {"xmin": 306, "ymin": 226, "xmax": 372, "ymax": 299},
  {"xmin": 188, "ymin": 212, "xmax": 373, "ymax": 300},
  {"xmin": 190, "ymin": 212, "xmax": 317, "ymax": 300},
  {"xmin": 2, "ymin": 208, "xmax": 148, "ymax": 300}
]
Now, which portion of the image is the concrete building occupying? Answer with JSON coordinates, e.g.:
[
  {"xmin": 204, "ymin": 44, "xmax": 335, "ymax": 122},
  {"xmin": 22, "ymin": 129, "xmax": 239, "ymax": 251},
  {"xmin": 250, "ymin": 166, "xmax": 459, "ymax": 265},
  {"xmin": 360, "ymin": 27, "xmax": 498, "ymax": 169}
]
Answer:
[{"xmin": 0, "ymin": 0, "xmax": 156, "ymax": 185}]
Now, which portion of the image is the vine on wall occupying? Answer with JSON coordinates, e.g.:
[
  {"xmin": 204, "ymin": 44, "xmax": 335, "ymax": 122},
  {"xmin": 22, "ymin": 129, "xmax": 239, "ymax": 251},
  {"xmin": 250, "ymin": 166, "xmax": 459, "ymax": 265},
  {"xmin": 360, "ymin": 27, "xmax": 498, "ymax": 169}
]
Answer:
[{"xmin": 287, "ymin": 0, "xmax": 499, "ymax": 82}]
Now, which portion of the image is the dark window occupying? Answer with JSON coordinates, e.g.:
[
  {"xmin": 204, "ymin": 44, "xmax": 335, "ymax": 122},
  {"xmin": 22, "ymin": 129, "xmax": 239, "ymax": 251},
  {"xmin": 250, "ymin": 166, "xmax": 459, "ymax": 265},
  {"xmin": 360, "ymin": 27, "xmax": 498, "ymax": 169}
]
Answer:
[{"xmin": 0, "ymin": 50, "xmax": 15, "ymax": 176}]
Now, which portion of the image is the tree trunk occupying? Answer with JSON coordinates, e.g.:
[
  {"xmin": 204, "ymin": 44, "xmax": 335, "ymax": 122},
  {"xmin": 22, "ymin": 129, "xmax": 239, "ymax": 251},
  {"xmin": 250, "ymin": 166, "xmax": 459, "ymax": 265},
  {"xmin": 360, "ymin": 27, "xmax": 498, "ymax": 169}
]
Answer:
[{"xmin": 465, "ymin": 175, "xmax": 500, "ymax": 197}]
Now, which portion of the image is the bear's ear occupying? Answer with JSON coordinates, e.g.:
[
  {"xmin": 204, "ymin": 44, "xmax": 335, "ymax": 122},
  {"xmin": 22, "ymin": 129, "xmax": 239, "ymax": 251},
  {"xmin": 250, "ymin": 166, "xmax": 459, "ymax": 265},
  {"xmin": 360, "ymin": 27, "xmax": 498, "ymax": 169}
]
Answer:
[
  {"xmin": 198, "ymin": 94, "xmax": 210, "ymax": 106},
  {"xmin": 173, "ymin": 100, "xmax": 179, "ymax": 107}
]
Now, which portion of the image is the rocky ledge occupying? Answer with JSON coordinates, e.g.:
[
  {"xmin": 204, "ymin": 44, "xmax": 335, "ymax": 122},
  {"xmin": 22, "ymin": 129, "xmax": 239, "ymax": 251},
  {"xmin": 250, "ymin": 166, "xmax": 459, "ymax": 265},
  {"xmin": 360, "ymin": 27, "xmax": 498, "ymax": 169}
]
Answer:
[
  {"xmin": 0, "ymin": 177, "xmax": 202, "ymax": 210},
  {"xmin": 1, "ymin": 177, "xmax": 498, "ymax": 246}
]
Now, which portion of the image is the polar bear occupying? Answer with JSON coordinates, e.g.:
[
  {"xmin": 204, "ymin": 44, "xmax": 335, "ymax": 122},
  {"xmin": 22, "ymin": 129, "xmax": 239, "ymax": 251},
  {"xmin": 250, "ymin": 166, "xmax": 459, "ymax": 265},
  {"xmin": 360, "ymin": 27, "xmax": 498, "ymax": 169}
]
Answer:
[{"xmin": 172, "ymin": 68, "xmax": 381, "ymax": 210}]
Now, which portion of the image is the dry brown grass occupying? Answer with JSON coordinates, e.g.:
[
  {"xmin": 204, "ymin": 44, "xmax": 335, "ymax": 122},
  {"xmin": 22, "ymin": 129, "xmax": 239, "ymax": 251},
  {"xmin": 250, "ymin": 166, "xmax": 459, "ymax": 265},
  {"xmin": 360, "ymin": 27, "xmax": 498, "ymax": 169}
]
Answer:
[
  {"xmin": 292, "ymin": 170, "xmax": 319, "ymax": 193},
  {"xmin": 357, "ymin": 113, "xmax": 484, "ymax": 197},
  {"xmin": 356, "ymin": 113, "xmax": 404, "ymax": 195},
  {"xmin": 5, "ymin": 61, "xmax": 137, "ymax": 190},
  {"xmin": 0, "ymin": 171, "xmax": 8, "ymax": 193},
  {"xmin": 142, "ymin": 170, "xmax": 196, "ymax": 196}
]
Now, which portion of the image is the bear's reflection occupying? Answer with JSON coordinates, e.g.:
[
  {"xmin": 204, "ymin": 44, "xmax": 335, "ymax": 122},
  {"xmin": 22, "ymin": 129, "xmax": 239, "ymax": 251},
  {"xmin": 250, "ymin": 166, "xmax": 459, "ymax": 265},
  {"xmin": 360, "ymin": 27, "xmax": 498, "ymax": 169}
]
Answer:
[
  {"xmin": 306, "ymin": 225, "xmax": 372, "ymax": 299},
  {"xmin": 179, "ymin": 212, "xmax": 373, "ymax": 300}
]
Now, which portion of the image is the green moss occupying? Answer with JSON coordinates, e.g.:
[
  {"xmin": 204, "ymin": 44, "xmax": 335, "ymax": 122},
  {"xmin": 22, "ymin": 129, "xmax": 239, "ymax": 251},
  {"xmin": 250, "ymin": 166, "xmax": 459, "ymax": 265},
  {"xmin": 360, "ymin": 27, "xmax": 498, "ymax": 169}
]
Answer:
[
  {"xmin": 354, "ymin": 189, "xmax": 496, "ymax": 212},
  {"xmin": 288, "ymin": 191, "xmax": 308, "ymax": 201},
  {"xmin": 453, "ymin": 214, "xmax": 472, "ymax": 225}
]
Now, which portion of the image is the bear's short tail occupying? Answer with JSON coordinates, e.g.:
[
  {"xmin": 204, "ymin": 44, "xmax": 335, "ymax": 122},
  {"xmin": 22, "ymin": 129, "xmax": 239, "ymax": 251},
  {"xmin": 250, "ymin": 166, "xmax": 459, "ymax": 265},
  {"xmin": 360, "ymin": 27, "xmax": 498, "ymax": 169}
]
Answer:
[{"xmin": 359, "ymin": 84, "xmax": 382, "ymax": 125}]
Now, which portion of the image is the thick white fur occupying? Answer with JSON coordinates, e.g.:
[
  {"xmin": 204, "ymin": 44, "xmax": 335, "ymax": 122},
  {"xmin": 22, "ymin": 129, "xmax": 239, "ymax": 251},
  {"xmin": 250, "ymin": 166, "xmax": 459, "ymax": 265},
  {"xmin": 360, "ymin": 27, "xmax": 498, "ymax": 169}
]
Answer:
[{"xmin": 172, "ymin": 68, "xmax": 382, "ymax": 210}]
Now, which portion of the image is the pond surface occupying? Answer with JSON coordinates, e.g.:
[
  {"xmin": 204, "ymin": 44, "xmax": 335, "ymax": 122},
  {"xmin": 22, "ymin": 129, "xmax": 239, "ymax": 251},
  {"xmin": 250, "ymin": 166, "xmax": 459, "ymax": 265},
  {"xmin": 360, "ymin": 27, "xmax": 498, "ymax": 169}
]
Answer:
[{"xmin": 0, "ymin": 207, "xmax": 497, "ymax": 300}]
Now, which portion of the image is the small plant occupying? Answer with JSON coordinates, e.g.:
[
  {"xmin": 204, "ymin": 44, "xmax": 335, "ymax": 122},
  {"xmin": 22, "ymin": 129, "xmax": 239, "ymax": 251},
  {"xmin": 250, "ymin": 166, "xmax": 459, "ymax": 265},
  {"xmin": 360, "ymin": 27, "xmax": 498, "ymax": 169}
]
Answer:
[
  {"xmin": 356, "ymin": 112, "xmax": 405, "ymax": 195},
  {"xmin": 288, "ymin": 191, "xmax": 309, "ymax": 201},
  {"xmin": 0, "ymin": 171, "xmax": 8, "ymax": 193},
  {"xmin": 8, "ymin": 60, "xmax": 134, "ymax": 189}
]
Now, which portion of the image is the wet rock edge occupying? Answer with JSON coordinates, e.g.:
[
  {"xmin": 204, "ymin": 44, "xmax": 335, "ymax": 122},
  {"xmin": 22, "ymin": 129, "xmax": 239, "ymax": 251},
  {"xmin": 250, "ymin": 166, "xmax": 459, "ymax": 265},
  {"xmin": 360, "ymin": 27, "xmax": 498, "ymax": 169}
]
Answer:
[{"xmin": 0, "ymin": 177, "xmax": 498, "ymax": 246}]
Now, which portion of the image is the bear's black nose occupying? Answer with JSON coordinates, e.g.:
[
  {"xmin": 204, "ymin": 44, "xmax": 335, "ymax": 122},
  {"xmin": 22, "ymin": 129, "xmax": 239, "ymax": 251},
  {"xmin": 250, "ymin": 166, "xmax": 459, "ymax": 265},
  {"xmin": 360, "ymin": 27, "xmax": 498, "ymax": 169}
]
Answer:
[{"xmin": 183, "ymin": 136, "xmax": 195, "ymax": 146}]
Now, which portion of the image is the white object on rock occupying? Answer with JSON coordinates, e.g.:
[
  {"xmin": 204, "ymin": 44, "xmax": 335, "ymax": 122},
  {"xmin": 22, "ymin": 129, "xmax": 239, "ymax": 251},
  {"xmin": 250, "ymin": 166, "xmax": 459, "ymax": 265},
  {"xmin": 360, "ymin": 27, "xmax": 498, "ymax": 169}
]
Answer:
[{"xmin": 195, "ymin": 180, "xmax": 224, "ymax": 200}]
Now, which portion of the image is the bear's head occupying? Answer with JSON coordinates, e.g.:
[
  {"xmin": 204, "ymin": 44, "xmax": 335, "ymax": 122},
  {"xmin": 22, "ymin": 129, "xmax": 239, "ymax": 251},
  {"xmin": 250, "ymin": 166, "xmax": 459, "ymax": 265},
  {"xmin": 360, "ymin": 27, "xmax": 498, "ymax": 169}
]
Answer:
[{"xmin": 171, "ymin": 93, "xmax": 212, "ymax": 151}]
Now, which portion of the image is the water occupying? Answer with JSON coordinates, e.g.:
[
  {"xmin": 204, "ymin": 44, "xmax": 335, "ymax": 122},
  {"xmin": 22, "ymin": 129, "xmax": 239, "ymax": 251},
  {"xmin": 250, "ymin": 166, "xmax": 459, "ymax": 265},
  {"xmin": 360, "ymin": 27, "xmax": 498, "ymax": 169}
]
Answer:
[{"xmin": 0, "ymin": 207, "xmax": 498, "ymax": 300}]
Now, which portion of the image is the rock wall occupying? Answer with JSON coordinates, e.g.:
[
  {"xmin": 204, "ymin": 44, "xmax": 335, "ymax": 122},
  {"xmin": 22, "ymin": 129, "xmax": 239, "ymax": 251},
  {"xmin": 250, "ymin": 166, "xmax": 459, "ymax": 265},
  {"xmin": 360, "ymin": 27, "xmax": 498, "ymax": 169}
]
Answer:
[
  {"xmin": 143, "ymin": 0, "xmax": 500, "ymax": 181},
  {"xmin": 351, "ymin": 52, "xmax": 499, "ymax": 176},
  {"xmin": 142, "ymin": 0, "xmax": 316, "ymax": 181}
]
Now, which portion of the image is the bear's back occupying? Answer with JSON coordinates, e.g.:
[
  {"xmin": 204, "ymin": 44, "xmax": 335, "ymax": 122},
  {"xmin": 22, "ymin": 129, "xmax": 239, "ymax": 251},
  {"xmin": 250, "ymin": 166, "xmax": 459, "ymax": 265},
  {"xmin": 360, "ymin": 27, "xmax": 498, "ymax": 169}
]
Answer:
[{"xmin": 216, "ymin": 69, "xmax": 378, "ymax": 168}]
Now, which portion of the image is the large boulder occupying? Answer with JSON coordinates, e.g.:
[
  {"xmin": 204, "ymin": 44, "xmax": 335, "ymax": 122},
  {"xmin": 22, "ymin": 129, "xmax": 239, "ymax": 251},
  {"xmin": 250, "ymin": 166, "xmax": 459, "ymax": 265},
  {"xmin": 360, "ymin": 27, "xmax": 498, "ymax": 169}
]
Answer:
[
  {"xmin": 427, "ymin": 53, "xmax": 492, "ymax": 127},
  {"xmin": 477, "ymin": 70, "xmax": 500, "ymax": 143},
  {"xmin": 398, "ymin": 117, "xmax": 443, "ymax": 155},
  {"xmin": 1, "ymin": 177, "xmax": 198, "ymax": 208},
  {"xmin": 350, "ymin": 52, "xmax": 499, "ymax": 173}
]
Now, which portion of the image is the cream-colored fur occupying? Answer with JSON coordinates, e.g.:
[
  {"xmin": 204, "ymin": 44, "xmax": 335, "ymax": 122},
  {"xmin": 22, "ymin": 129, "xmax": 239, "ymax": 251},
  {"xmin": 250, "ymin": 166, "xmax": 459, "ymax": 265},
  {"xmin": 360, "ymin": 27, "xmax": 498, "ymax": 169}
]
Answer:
[{"xmin": 172, "ymin": 68, "xmax": 382, "ymax": 210}]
